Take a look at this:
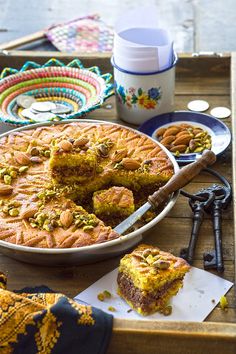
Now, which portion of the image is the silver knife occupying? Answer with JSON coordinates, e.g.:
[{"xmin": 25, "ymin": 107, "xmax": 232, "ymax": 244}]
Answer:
[{"xmin": 114, "ymin": 150, "xmax": 216, "ymax": 235}]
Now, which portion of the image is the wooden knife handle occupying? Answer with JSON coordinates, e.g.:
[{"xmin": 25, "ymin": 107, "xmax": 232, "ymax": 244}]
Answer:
[{"xmin": 148, "ymin": 150, "xmax": 216, "ymax": 208}]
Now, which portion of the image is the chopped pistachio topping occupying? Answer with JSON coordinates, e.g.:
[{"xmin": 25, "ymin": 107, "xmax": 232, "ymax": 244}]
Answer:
[
  {"xmin": 19, "ymin": 166, "xmax": 29, "ymax": 173},
  {"xmin": 0, "ymin": 168, "xmax": 7, "ymax": 178},
  {"xmin": 4, "ymin": 175, "xmax": 12, "ymax": 185},
  {"xmin": 0, "ymin": 200, "xmax": 22, "ymax": 216},
  {"xmin": 9, "ymin": 208, "xmax": 19, "ymax": 217},
  {"xmin": 28, "ymin": 206, "xmax": 98, "ymax": 232},
  {"xmin": 103, "ymin": 290, "xmax": 112, "ymax": 299},
  {"xmin": 97, "ymin": 293, "xmax": 105, "ymax": 301},
  {"xmin": 10, "ymin": 171, "xmax": 17, "ymax": 179},
  {"xmin": 108, "ymin": 306, "xmax": 116, "ymax": 312},
  {"xmin": 44, "ymin": 150, "xmax": 51, "ymax": 158},
  {"xmin": 114, "ymin": 162, "xmax": 124, "ymax": 170},
  {"xmin": 220, "ymin": 296, "xmax": 228, "ymax": 310}
]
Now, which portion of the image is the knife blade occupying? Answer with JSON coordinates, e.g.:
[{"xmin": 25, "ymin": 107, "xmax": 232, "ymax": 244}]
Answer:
[{"xmin": 114, "ymin": 150, "xmax": 216, "ymax": 235}]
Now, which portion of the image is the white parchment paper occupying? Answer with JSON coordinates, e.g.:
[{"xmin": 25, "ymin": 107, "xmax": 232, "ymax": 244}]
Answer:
[{"xmin": 75, "ymin": 267, "xmax": 233, "ymax": 322}]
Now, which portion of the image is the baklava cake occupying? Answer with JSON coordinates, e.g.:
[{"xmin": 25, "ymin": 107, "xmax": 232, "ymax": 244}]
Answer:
[
  {"xmin": 117, "ymin": 244, "xmax": 190, "ymax": 315},
  {"xmin": 0, "ymin": 122, "xmax": 174, "ymax": 248}
]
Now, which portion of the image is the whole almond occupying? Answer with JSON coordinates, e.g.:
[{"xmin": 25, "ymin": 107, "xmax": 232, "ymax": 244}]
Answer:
[
  {"xmin": 58, "ymin": 140, "xmax": 73, "ymax": 152},
  {"xmin": 112, "ymin": 148, "xmax": 128, "ymax": 162},
  {"xmin": 155, "ymin": 127, "xmax": 166, "ymax": 137},
  {"xmin": 74, "ymin": 137, "xmax": 89, "ymax": 147},
  {"xmin": 163, "ymin": 126, "xmax": 181, "ymax": 137},
  {"xmin": 14, "ymin": 151, "xmax": 30, "ymax": 165},
  {"xmin": 170, "ymin": 145, "xmax": 187, "ymax": 153},
  {"xmin": 122, "ymin": 158, "xmax": 141, "ymax": 170},
  {"xmin": 60, "ymin": 209, "xmax": 73, "ymax": 228},
  {"xmin": 21, "ymin": 205, "xmax": 38, "ymax": 219},
  {"xmin": 132, "ymin": 253, "xmax": 144, "ymax": 261},
  {"xmin": 0, "ymin": 184, "xmax": 13, "ymax": 195},
  {"xmin": 176, "ymin": 130, "xmax": 189, "ymax": 138},
  {"xmin": 173, "ymin": 134, "xmax": 192, "ymax": 146},
  {"xmin": 30, "ymin": 156, "xmax": 43, "ymax": 164},
  {"xmin": 160, "ymin": 136, "xmax": 175, "ymax": 146}
]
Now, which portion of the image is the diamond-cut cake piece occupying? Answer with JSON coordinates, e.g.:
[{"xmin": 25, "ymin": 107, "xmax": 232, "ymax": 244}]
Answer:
[
  {"xmin": 137, "ymin": 156, "xmax": 174, "ymax": 186},
  {"xmin": 49, "ymin": 139, "xmax": 97, "ymax": 184},
  {"xmin": 117, "ymin": 244, "xmax": 190, "ymax": 315},
  {"xmin": 111, "ymin": 154, "xmax": 174, "ymax": 190},
  {"xmin": 93, "ymin": 186, "xmax": 135, "ymax": 217}
]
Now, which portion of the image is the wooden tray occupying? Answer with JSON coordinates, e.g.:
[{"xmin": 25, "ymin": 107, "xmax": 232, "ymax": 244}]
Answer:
[{"xmin": 0, "ymin": 51, "xmax": 235, "ymax": 353}]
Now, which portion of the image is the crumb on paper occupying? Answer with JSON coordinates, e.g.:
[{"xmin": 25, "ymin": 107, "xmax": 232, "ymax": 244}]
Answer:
[
  {"xmin": 161, "ymin": 305, "xmax": 172, "ymax": 316},
  {"xmin": 103, "ymin": 290, "xmax": 112, "ymax": 299},
  {"xmin": 108, "ymin": 306, "xmax": 116, "ymax": 312},
  {"xmin": 97, "ymin": 293, "xmax": 105, "ymax": 301},
  {"xmin": 220, "ymin": 296, "xmax": 228, "ymax": 311},
  {"xmin": 97, "ymin": 290, "xmax": 112, "ymax": 302},
  {"xmin": 211, "ymin": 299, "xmax": 215, "ymax": 303}
]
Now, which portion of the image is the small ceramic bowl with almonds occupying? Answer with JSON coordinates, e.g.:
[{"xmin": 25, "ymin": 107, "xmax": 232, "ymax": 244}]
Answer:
[
  {"xmin": 155, "ymin": 123, "xmax": 212, "ymax": 156},
  {"xmin": 139, "ymin": 111, "xmax": 231, "ymax": 163}
]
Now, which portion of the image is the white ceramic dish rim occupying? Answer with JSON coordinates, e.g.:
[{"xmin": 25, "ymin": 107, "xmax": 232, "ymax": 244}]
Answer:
[{"xmin": 0, "ymin": 119, "xmax": 179, "ymax": 254}]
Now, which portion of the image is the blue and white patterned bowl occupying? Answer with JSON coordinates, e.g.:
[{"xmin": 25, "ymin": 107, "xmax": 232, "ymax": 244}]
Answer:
[{"xmin": 139, "ymin": 111, "xmax": 231, "ymax": 163}]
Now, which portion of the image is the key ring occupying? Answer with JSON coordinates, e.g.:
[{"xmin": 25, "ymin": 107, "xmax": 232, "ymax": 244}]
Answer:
[{"xmin": 180, "ymin": 167, "xmax": 232, "ymax": 202}]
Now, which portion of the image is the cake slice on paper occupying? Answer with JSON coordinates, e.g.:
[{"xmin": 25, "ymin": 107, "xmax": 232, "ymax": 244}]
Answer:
[{"xmin": 117, "ymin": 244, "xmax": 190, "ymax": 315}]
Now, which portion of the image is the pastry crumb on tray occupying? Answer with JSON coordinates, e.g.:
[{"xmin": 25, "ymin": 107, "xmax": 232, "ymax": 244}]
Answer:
[{"xmin": 117, "ymin": 244, "xmax": 190, "ymax": 315}]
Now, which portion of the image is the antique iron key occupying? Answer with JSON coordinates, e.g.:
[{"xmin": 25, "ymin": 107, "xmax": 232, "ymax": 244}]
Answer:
[
  {"xmin": 180, "ymin": 191, "xmax": 215, "ymax": 265},
  {"xmin": 203, "ymin": 184, "xmax": 231, "ymax": 272}
]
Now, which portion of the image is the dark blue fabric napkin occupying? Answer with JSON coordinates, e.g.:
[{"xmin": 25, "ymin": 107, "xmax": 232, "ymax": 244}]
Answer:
[{"xmin": 0, "ymin": 278, "xmax": 113, "ymax": 354}]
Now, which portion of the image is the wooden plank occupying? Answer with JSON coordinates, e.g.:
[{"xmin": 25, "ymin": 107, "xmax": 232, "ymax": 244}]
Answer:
[
  {"xmin": 0, "ymin": 52, "xmax": 230, "ymax": 96},
  {"xmin": 109, "ymin": 320, "xmax": 236, "ymax": 354},
  {"xmin": 0, "ymin": 31, "xmax": 45, "ymax": 50},
  {"xmin": 231, "ymin": 52, "xmax": 236, "ymax": 287},
  {"xmin": 0, "ymin": 51, "xmax": 112, "ymax": 75}
]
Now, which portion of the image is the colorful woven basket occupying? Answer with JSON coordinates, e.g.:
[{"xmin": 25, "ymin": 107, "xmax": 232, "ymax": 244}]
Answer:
[{"xmin": 0, "ymin": 58, "xmax": 113, "ymax": 126}]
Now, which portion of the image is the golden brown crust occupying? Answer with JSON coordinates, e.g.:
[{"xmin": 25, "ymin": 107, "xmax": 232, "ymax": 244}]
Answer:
[
  {"xmin": 93, "ymin": 186, "xmax": 135, "ymax": 217},
  {"xmin": 0, "ymin": 123, "xmax": 174, "ymax": 248},
  {"xmin": 119, "ymin": 244, "xmax": 190, "ymax": 291}
]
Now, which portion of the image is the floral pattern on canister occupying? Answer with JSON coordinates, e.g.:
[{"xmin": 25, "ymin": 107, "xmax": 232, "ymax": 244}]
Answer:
[{"xmin": 115, "ymin": 83, "xmax": 162, "ymax": 109}]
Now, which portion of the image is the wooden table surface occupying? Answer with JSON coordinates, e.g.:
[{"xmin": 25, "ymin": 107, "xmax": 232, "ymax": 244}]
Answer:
[{"xmin": 0, "ymin": 53, "xmax": 235, "ymax": 353}]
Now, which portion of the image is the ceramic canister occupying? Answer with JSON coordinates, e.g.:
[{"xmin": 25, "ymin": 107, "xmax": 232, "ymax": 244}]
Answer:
[{"xmin": 112, "ymin": 53, "xmax": 177, "ymax": 125}]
